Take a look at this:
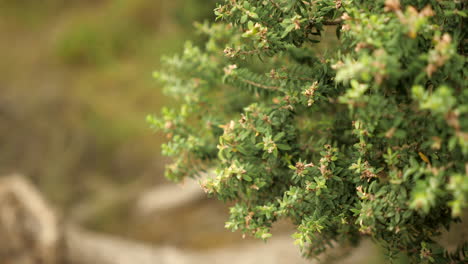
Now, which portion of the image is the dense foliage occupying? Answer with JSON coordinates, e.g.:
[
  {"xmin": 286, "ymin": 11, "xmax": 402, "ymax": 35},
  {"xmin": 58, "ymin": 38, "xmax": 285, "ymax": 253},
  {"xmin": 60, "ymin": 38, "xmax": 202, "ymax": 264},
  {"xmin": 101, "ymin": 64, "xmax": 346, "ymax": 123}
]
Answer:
[{"xmin": 150, "ymin": 0, "xmax": 467, "ymax": 262}]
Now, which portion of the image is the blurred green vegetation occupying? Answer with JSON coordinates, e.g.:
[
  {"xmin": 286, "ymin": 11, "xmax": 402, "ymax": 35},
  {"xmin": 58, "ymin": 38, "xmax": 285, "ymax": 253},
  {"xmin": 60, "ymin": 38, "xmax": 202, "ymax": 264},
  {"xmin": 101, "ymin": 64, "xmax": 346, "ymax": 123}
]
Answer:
[
  {"xmin": 0, "ymin": 0, "xmax": 221, "ymax": 247},
  {"xmin": 56, "ymin": 0, "xmax": 163, "ymax": 66}
]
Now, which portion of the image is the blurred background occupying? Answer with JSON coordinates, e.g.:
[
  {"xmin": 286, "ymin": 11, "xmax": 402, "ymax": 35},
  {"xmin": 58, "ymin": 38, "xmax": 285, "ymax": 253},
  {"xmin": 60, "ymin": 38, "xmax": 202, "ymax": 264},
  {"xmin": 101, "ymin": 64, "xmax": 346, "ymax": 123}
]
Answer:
[
  {"xmin": 0, "ymin": 0, "xmax": 243, "ymax": 249},
  {"xmin": 0, "ymin": 1, "xmax": 463, "ymax": 263}
]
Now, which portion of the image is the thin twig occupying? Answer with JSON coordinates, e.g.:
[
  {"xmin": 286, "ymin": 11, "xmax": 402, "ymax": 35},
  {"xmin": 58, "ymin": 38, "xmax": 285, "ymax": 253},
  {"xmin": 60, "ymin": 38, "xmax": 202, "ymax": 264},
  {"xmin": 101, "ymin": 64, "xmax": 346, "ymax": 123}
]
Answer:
[
  {"xmin": 269, "ymin": 0, "xmax": 281, "ymax": 10},
  {"xmin": 239, "ymin": 77, "xmax": 280, "ymax": 91},
  {"xmin": 321, "ymin": 19, "xmax": 343, "ymax": 25}
]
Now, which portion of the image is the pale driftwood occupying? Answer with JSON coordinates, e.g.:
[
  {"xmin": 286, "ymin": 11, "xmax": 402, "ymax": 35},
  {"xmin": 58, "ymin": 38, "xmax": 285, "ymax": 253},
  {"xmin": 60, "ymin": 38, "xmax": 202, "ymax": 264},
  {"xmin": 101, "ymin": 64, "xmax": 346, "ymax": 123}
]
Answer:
[
  {"xmin": 0, "ymin": 174, "xmax": 185, "ymax": 264},
  {"xmin": 135, "ymin": 181, "xmax": 204, "ymax": 216},
  {"xmin": 66, "ymin": 226, "xmax": 191, "ymax": 264},
  {"xmin": 0, "ymin": 174, "xmax": 63, "ymax": 264},
  {"xmin": 135, "ymin": 172, "xmax": 212, "ymax": 216}
]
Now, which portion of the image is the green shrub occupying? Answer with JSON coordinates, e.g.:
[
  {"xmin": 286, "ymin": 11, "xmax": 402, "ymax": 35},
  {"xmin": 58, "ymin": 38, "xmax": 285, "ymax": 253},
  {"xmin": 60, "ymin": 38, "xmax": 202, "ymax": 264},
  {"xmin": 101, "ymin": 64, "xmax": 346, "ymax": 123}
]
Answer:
[{"xmin": 150, "ymin": 0, "xmax": 467, "ymax": 262}]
